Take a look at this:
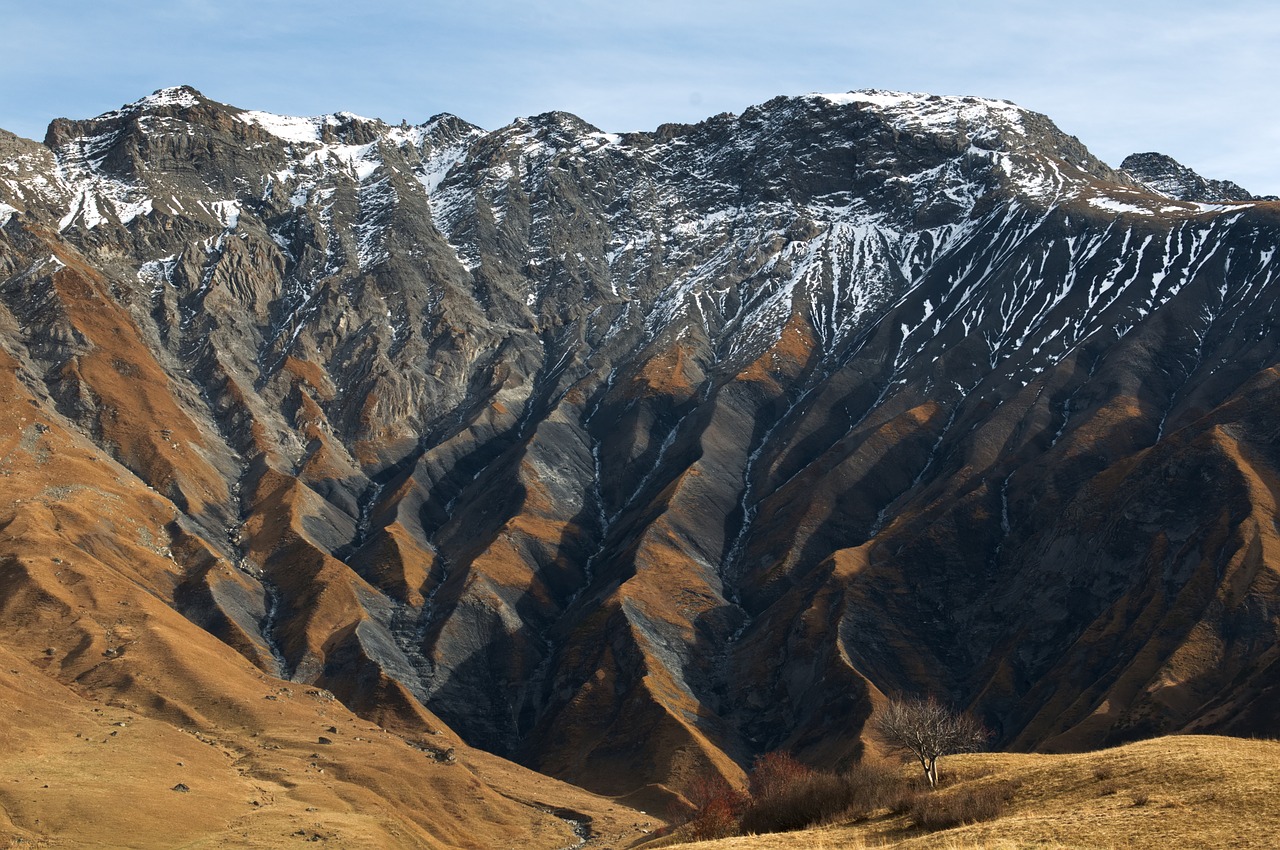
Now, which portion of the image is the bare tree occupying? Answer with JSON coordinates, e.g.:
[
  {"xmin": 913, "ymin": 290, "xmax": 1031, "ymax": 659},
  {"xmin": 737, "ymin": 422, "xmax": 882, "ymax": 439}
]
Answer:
[{"xmin": 873, "ymin": 696, "xmax": 987, "ymax": 788}]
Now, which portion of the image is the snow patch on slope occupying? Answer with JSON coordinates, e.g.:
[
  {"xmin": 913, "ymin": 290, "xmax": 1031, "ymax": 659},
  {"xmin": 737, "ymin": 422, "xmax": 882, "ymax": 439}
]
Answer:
[
  {"xmin": 1087, "ymin": 193, "xmax": 1256, "ymax": 218},
  {"xmin": 303, "ymin": 143, "xmax": 382, "ymax": 181},
  {"xmin": 210, "ymin": 200, "xmax": 241, "ymax": 229},
  {"xmin": 52, "ymin": 123, "xmax": 157, "ymax": 231},
  {"xmin": 355, "ymin": 176, "xmax": 398, "ymax": 269},
  {"xmin": 1089, "ymin": 197, "xmax": 1158, "ymax": 216},
  {"xmin": 237, "ymin": 110, "xmax": 375, "ymax": 145},
  {"xmin": 137, "ymin": 254, "xmax": 180, "ymax": 294},
  {"xmin": 417, "ymin": 141, "xmax": 472, "ymax": 195},
  {"xmin": 239, "ymin": 111, "xmax": 329, "ymax": 144}
]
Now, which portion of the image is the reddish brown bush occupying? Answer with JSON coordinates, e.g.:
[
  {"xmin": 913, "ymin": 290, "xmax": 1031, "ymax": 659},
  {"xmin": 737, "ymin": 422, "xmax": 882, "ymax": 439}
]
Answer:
[
  {"xmin": 737, "ymin": 753, "xmax": 921, "ymax": 835},
  {"xmin": 689, "ymin": 796, "xmax": 741, "ymax": 841},
  {"xmin": 748, "ymin": 750, "xmax": 813, "ymax": 801},
  {"xmin": 685, "ymin": 773, "xmax": 747, "ymax": 841},
  {"xmin": 682, "ymin": 752, "xmax": 921, "ymax": 838},
  {"xmin": 740, "ymin": 772, "xmax": 852, "ymax": 835}
]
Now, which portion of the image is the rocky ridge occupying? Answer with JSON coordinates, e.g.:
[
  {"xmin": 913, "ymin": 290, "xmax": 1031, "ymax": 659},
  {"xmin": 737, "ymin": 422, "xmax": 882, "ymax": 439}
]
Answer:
[
  {"xmin": 1119, "ymin": 150, "xmax": 1262, "ymax": 204},
  {"xmin": 1, "ymin": 86, "xmax": 1278, "ymax": 820}
]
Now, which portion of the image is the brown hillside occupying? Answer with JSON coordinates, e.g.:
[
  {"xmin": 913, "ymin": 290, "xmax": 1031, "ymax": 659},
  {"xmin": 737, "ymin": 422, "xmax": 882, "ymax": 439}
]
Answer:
[
  {"xmin": 0, "ymin": 351, "xmax": 658, "ymax": 849},
  {"xmin": 664, "ymin": 735, "xmax": 1280, "ymax": 850}
]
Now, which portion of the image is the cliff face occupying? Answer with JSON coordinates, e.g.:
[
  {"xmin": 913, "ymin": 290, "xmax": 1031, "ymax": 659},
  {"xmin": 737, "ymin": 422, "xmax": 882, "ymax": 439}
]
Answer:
[
  {"xmin": 2, "ymin": 86, "xmax": 1279, "ymax": 807},
  {"xmin": 1120, "ymin": 151, "xmax": 1261, "ymax": 203}
]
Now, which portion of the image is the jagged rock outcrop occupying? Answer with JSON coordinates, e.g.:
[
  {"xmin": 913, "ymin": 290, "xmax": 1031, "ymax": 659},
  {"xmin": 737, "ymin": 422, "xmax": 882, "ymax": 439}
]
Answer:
[
  {"xmin": 2, "ymin": 86, "xmax": 1278, "ymax": 814},
  {"xmin": 1120, "ymin": 151, "xmax": 1258, "ymax": 203}
]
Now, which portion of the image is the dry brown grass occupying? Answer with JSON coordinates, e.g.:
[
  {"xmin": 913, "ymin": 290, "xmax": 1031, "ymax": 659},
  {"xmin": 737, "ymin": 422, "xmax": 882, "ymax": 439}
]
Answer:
[{"xmin": 662, "ymin": 734, "xmax": 1280, "ymax": 850}]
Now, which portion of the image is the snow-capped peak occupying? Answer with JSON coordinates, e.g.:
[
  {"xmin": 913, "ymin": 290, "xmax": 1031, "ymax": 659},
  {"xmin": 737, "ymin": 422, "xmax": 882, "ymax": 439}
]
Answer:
[
  {"xmin": 134, "ymin": 86, "xmax": 204, "ymax": 110},
  {"xmin": 809, "ymin": 89, "xmax": 1028, "ymax": 136},
  {"xmin": 89, "ymin": 86, "xmax": 206, "ymax": 123}
]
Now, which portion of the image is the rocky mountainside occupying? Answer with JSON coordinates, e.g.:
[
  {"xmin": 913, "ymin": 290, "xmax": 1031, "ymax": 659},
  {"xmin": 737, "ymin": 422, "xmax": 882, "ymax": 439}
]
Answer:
[
  {"xmin": 2, "ymin": 86, "xmax": 1279, "ymax": 823},
  {"xmin": 1119, "ymin": 151, "xmax": 1262, "ymax": 203}
]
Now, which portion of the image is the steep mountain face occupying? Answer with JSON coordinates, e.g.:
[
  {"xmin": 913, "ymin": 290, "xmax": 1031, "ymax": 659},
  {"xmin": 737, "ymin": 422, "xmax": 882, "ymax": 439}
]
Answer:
[
  {"xmin": 2, "ymin": 86, "xmax": 1278, "ymax": 816},
  {"xmin": 1120, "ymin": 151, "xmax": 1259, "ymax": 203}
]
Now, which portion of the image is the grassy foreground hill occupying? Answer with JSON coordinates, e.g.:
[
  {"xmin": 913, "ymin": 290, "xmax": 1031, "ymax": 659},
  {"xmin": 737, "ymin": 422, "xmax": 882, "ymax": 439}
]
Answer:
[{"xmin": 662, "ymin": 735, "xmax": 1280, "ymax": 850}]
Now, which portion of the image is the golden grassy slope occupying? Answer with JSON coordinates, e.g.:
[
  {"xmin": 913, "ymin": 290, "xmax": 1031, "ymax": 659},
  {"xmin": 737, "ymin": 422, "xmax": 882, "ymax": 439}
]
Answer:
[
  {"xmin": 0, "ymin": 346, "xmax": 658, "ymax": 849},
  {"xmin": 664, "ymin": 735, "xmax": 1280, "ymax": 850}
]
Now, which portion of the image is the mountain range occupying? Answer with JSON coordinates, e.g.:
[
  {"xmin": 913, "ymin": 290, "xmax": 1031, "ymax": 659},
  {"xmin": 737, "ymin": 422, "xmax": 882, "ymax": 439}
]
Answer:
[{"xmin": 1, "ymin": 85, "xmax": 1277, "ymax": 847}]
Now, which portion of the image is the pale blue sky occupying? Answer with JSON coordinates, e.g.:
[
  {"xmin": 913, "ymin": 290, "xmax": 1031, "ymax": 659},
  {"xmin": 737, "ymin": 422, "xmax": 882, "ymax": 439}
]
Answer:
[{"xmin": 3, "ymin": 0, "xmax": 1278, "ymax": 194}]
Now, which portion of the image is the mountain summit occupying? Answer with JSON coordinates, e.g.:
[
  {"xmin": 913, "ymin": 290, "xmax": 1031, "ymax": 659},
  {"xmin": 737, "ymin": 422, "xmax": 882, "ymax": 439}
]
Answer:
[
  {"xmin": 1, "ymin": 86, "xmax": 1278, "ymax": 841},
  {"xmin": 1119, "ymin": 150, "xmax": 1258, "ymax": 203}
]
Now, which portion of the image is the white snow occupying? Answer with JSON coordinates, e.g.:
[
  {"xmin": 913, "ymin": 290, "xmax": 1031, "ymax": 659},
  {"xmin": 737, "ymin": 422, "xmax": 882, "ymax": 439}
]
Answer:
[
  {"xmin": 416, "ymin": 141, "xmax": 474, "ymax": 194},
  {"xmin": 1088, "ymin": 197, "xmax": 1156, "ymax": 216},
  {"xmin": 60, "ymin": 188, "xmax": 107, "ymax": 230},
  {"xmin": 11, "ymin": 80, "xmax": 1269, "ymax": 479},
  {"xmin": 238, "ymin": 111, "xmax": 330, "ymax": 144},
  {"xmin": 304, "ymin": 143, "xmax": 382, "ymax": 181},
  {"xmin": 1193, "ymin": 201, "xmax": 1256, "ymax": 214},
  {"xmin": 811, "ymin": 90, "xmax": 1028, "ymax": 136},
  {"xmin": 114, "ymin": 196, "xmax": 154, "ymax": 223},
  {"xmin": 815, "ymin": 91, "xmax": 914, "ymax": 108},
  {"xmin": 52, "ymin": 128, "xmax": 157, "ymax": 231},
  {"xmin": 133, "ymin": 87, "xmax": 201, "ymax": 110},
  {"xmin": 137, "ymin": 254, "xmax": 179, "ymax": 294},
  {"xmin": 238, "ymin": 109, "xmax": 378, "ymax": 146},
  {"xmin": 1088, "ymin": 195, "xmax": 1256, "ymax": 218},
  {"xmin": 384, "ymin": 125, "xmax": 430, "ymax": 149},
  {"xmin": 89, "ymin": 87, "xmax": 201, "ymax": 123},
  {"xmin": 210, "ymin": 200, "xmax": 241, "ymax": 229},
  {"xmin": 355, "ymin": 176, "xmax": 398, "ymax": 269}
]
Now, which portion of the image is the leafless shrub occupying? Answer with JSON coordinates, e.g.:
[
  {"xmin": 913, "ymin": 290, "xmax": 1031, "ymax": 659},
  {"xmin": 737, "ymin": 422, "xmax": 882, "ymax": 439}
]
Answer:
[
  {"xmin": 741, "ymin": 772, "xmax": 853, "ymax": 834},
  {"xmin": 874, "ymin": 696, "xmax": 989, "ymax": 788},
  {"xmin": 844, "ymin": 757, "xmax": 914, "ymax": 817},
  {"xmin": 748, "ymin": 750, "xmax": 813, "ymax": 801},
  {"xmin": 738, "ymin": 751, "xmax": 918, "ymax": 835},
  {"xmin": 685, "ymin": 773, "xmax": 747, "ymax": 841}
]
